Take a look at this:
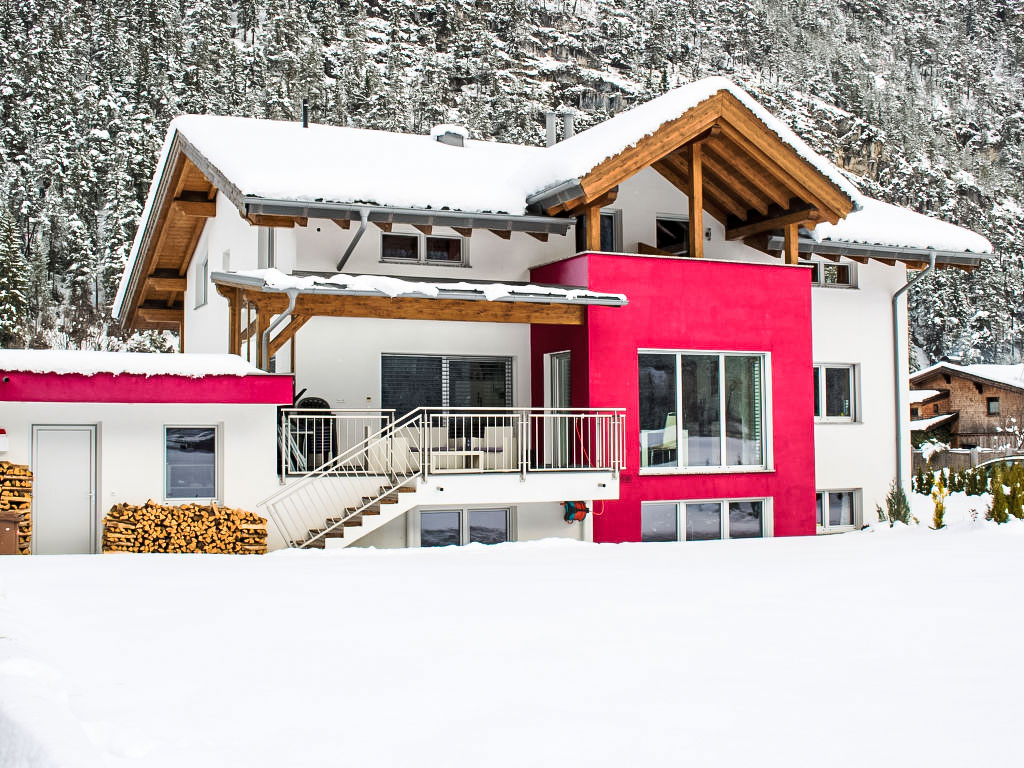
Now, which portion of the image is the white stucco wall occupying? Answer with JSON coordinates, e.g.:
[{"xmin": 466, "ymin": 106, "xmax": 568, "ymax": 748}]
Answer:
[{"xmin": 0, "ymin": 400, "xmax": 281, "ymax": 553}]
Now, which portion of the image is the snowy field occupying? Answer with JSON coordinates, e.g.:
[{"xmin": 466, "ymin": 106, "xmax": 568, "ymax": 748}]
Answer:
[{"xmin": 1, "ymin": 508, "xmax": 1022, "ymax": 767}]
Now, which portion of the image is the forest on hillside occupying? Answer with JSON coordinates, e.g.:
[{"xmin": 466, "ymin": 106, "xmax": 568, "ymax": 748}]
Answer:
[{"xmin": 0, "ymin": 0, "xmax": 1022, "ymax": 365}]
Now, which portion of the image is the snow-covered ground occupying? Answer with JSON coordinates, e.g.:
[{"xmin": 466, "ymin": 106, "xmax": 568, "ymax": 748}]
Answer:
[{"xmin": 2, "ymin": 518, "xmax": 1022, "ymax": 767}]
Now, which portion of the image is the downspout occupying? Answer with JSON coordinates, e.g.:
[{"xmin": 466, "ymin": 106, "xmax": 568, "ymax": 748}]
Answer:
[
  {"xmin": 892, "ymin": 252, "xmax": 936, "ymax": 493},
  {"xmin": 261, "ymin": 288, "xmax": 299, "ymax": 372},
  {"xmin": 336, "ymin": 207, "xmax": 370, "ymax": 272}
]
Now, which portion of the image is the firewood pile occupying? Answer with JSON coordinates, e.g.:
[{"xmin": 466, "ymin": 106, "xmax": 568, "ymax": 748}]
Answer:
[
  {"xmin": 102, "ymin": 500, "xmax": 268, "ymax": 554},
  {"xmin": 0, "ymin": 462, "xmax": 33, "ymax": 555}
]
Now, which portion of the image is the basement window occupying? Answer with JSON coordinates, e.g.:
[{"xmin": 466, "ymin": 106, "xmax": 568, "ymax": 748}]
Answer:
[
  {"xmin": 641, "ymin": 499, "xmax": 769, "ymax": 541},
  {"xmin": 165, "ymin": 427, "xmax": 218, "ymax": 500},
  {"xmin": 419, "ymin": 508, "xmax": 510, "ymax": 547},
  {"xmin": 816, "ymin": 490, "xmax": 858, "ymax": 533},
  {"xmin": 381, "ymin": 232, "xmax": 465, "ymax": 266}
]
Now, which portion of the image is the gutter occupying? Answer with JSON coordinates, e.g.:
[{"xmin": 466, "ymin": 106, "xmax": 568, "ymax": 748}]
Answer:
[
  {"xmin": 892, "ymin": 252, "xmax": 936, "ymax": 494},
  {"xmin": 242, "ymin": 198, "xmax": 571, "ymax": 235},
  {"xmin": 765, "ymin": 234, "xmax": 990, "ymax": 267},
  {"xmin": 260, "ymin": 288, "xmax": 298, "ymax": 372}
]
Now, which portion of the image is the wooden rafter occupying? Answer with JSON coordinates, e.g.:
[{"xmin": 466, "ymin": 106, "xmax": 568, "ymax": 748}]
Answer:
[
  {"xmin": 144, "ymin": 275, "xmax": 186, "ymax": 294},
  {"xmin": 332, "ymin": 218, "xmax": 351, "ymax": 229},
  {"xmin": 725, "ymin": 205, "xmax": 819, "ymax": 241},
  {"xmin": 413, "ymin": 224, "xmax": 433, "ymax": 235},
  {"xmin": 452, "ymin": 227, "xmax": 473, "ymax": 237},
  {"xmin": 245, "ymin": 214, "xmax": 306, "ymax": 228},
  {"xmin": 268, "ymin": 314, "xmax": 311, "ymax": 359},
  {"xmin": 552, "ymin": 186, "xmax": 619, "ymax": 217},
  {"xmin": 489, "ymin": 229, "xmax": 512, "ymax": 239},
  {"xmin": 703, "ymin": 137, "xmax": 792, "ymax": 209},
  {"xmin": 650, "ymin": 158, "xmax": 730, "ymax": 224},
  {"xmin": 171, "ymin": 199, "xmax": 216, "ymax": 218},
  {"xmin": 660, "ymin": 151, "xmax": 748, "ymax": 219}
]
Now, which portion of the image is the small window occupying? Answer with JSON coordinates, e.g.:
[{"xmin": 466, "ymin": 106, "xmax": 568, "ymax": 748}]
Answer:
[
  {"xmin": 574, "ymin": 210, "xmax": 621, "ymax": 252},
  {"xmin": 656, "ymin": 217, "xmax": 689, "ymax": 255},
  {"xmin": 814, "ymin": 365, "xmax": 855, "ymax": 421},
  {"xmin": 381, "ymin": 232, "xmax": 465, "ymax": 265},
  {"xmin": 195, "ymin": 252, "xmax": 209, "ymax": 308},
  {"xmin": 165, "ymin": 427, "xmax": 217, "ymax": 499},
  {"xmin": 988, "ymin": 397, "xmax": 1000, "ymax": 416},
  {"xmin": 817, "ymin": 490, "xmax": 858, "ymax": 532},
  {"xmin": 381, "ymin": 233, "xmax": 418, "ymax": 261},
  {"xmin": 911, "ymin": 407, "xmax": 919, "ymax": 418},
  {"xmin": 425, "ymin": 236, "xmax": 462, "ymax": 263},
  {"xmin": 641, "ymin": 499, "xmax": 767, "ymax": 542},
  {"xmin": 800, "ymin": 260, "xmax": 856, "ymax": 288},
  {"xmin": 420, "ymin": 508, "xmax": 510, "ymax": 547}
]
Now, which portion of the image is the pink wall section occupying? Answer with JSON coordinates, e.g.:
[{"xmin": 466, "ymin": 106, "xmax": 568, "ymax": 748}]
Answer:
[
  {"xmin": 532, "ymin": 253, "xmax": 816, "ymax": 542},
  {"xmin": 0, "ymin": 371, "xmax": 294, "ymax": 404}
]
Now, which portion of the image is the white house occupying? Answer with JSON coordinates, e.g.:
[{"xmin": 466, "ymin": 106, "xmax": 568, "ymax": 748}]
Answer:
[{"xmin": 99, "ymin": 76, "xmax": 993, "ymax": 551}]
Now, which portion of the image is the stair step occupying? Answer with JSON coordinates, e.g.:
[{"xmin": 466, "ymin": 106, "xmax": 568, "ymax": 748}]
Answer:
[{"xmin": 301, "ymin": 539, "xmax": 326, "ymax": 549}]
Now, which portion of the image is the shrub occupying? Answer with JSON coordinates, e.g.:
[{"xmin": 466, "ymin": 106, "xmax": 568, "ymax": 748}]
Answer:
[
  {"xmin": 876, "ymin": 480, "xmax": 911, "ymax": 527},
  {"xmin": 987, "ymin": 468, "xmax": 1010, "ymax": 524},
  {"xmin": 931, "ymin": 474, "xmax": 947, "ymax": 530}
]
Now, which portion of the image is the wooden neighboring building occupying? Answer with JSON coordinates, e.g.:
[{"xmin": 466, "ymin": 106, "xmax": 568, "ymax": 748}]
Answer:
[{"xmin": 910, "ymin": 362, "xmax": 1024, "ymax": 448}]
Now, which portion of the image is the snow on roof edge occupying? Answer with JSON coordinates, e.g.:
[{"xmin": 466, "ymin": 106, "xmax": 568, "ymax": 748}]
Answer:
[
  {"xmin": 912, "ymin": 361, "xmax": 1024, "ymax": 391},
  {"xmin": 0, "ymin": 350, "xmax": 268, "ymax": 378}
]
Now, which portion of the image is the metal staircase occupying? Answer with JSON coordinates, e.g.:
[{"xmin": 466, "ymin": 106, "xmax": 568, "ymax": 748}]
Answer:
[{"xmin": 261, "ymin": 410, "xmax": 427, "ymax": 549}]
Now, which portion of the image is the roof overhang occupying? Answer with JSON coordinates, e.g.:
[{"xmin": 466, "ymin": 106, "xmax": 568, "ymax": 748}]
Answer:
[
  {"xmin": 765, "ymin": 235, "xmax": 990, "ymax": 269},
  {"xmin": 910, "ymin": 365, "xmax": 1024, "ymax": 393}
]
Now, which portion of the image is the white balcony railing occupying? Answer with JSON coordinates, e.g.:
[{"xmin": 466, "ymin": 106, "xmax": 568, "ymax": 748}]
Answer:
[{"xmin": 278, "ymin": 407, "xmax": 625, "ymax": 478}]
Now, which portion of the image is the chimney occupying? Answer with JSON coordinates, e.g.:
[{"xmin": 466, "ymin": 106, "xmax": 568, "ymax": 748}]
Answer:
[
  {"xmin": 302, "ymin": 99, "xmax": 309, "ymax": 128},
  {"xmin": 545, "ymin": 111, "xmax": 557, "ymax": 147},
  {"xmin": 561, "ymin": 110, "xmax": 575, "ymax": 140}
]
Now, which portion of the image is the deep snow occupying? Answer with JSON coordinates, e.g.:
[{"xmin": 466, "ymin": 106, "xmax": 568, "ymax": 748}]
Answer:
[{"xmin": 1, "ymin": 520, "xmax": 1021, "ymax": 767}]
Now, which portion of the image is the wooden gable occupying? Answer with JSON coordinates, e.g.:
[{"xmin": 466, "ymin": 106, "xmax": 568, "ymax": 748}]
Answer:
[{"xmin": 552, "ymin": 92, "xmax": 856, "ymax": 260}]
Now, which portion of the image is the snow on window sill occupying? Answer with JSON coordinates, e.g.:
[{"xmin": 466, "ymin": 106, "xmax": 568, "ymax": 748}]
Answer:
[{"xmin": 639, "ymin": 466, "xmax": 774, "ymax": 477}]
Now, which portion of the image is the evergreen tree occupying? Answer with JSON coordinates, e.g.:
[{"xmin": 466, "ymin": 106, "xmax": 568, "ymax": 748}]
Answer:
[{"xmin": 0, "ymin": 208, "xmax": 28, "ymax": 347}]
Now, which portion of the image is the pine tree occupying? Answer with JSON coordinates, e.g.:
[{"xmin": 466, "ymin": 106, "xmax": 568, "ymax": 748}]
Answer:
[
  {"xmin": 0, "ymin": 208, "xmax": 28, "ymax": 347},
  {"xmin": 931, "ymin": 473, "xmax": 947, "ymax": 529}
]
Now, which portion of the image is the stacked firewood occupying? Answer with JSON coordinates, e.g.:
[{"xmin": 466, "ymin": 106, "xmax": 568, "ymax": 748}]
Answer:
[
  {"xmin": 102, "ymin": 500, "xmax": 268, "ymax": 554},
  {"xmin": 0, "ymin": 462, "xmax": 33, "ymax": 555}
]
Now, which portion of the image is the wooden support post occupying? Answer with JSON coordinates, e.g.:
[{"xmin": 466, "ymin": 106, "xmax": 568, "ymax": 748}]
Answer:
[
  {"xmin": 687, "ymin": 141, "xmax": 704, "ymax": 258},
  {"xmin": 227, "ymin": 288, "xmax": 241, "ymax": 356},
  {"xmin": 255, "ymin": 308, "xmax": 271, "ymax": 370},
  {"xmin": 582, "ymin": 204, "xmax": 601, "ymax": 252},
  {"xmin": 783, "ymin": 222, "xmax": 800, "ymax": 265}
]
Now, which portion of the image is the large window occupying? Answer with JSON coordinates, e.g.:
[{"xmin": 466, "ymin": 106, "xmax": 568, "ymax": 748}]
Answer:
[
  {"xmin": 639, "ymin": 351, "xmax": 767, "ymax": 471},
  {"xmin": 381, "ymin": 354, "xmax": 512, "ymax": 417},
  {"xmin": 381, "ymin": 232, "xmax": 465, "ymax": 266},
  {"xmin": 641, "ymin": 499, "xmax": 768, "ymax": 542},
  {"xmin": 420, "ymin": 508, "xmax": 510, "ymax": 547},
  {"xmin": 165, "ymin": 427, "xmax": 217, "ymax": 499},
  {"xmin": 816, "ymin": 490, "xmax": 858, "ymax": 532},
  {"xmin": 814, "ymin": 364, "xmax": 855, "ymax": 421}
]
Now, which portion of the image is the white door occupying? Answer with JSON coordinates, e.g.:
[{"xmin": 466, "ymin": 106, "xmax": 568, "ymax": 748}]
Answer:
[{"xmin": 32, "ymin": 426, "xmax": 97, "ymax": 554}]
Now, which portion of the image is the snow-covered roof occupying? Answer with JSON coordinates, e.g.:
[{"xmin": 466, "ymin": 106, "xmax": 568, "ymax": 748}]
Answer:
[
  {"xmin": 910, "ymin": 412, "xmax": 958, "ymax": 431},
  {"xmin": 909, "ymin": 389, "xmax": 942, "ymax": 404},
  {"xmin": 219, "ymin": 269, "xmax": 628, "ymax": 306},
  {"xmin": 0, "ymin": 350, "xmax": 265, "ymax": 378},
  {"xmin": 166, "ymin": 77, "xmax": 859, "ymax": 218},
  {"xmin": 912, "ymin": 362, "xmax": 1024, "ymax": 392},
  {"xmin": 809, "ymin": 194, "xmax": 993, "ymax": 255}
]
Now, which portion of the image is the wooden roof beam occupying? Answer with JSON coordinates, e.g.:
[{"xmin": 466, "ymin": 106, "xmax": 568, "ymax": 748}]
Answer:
[
  {"xmin": 560, "ymin": 187, "xmax": 619, "ymax": 218},
  {"xmin": 726, "ymin": 205, "xmax": 820, "ymax": 241},
  {"xmin": 703, "ymin": 138, "xmax": 792, "ymax": 209},
  {"xmin": 699, "ymin": 146, "xmax": 772, "ymax": 215},
  {"xmin": 663, "ymin": 150, "xmax": 755, "ymax": 220},
  {"xmin": 171, "ymin": 198, "xmax": 216, "ymax": 218},
  {"xmin": 144, "ymin": 275, "xmax": 186, "ymax": 294},
  {"xmin": 651, "ymin": 159, "xmax": 730, "ymax": 224}
]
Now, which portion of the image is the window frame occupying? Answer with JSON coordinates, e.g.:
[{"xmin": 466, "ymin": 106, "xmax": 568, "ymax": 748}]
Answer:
[
  {"xmin": 799, "ymin": 259, "xmax": 857, "ymax": 289},
  {"xmin": 380, "ymin": 231, "xmax": 468, "ymax": 267},
  {"xmin": 195, "ymin": 250, "xmax": 209, "ymax": 308},
  {"xmin": 641, "ymin": 497, "xmax": 773, "ymax": 542},
  {"xmin": 163, "ymin": 425, "xmax": 220, "ymax": 503},
  {"xmin": 257, "ymin": 227, "xmax": 276, "ymax": 270},
  {"xmin": 655, "ymin": 213, "xmax": 690, "ymax": 256},
  {"xmin": 816, "ymin": 489, "xmax": 860, "ymax": 533},
  {"xmin": 814, "ymin": 364, "xmax": 857, "ymax": 423},
  {"xmin": 987, "ymin": 397, "xmax": 1000, "ymax": 416},
  {"xmin": 414, "ymin": 506, "xmax": 515, "ymax": 547},
  {"xmin": 638, "ymin": 349, "xmax": 773, "ymax": 475}
]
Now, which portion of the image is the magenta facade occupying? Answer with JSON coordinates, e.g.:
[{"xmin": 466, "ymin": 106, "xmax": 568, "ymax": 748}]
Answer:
[
  {"xmin": 531, "ymin": 252, "xmax": 816, "ymax": 541},
  {"xmin": 0, "ymin": 370, "xmax": 294, "ymax": 404}
]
